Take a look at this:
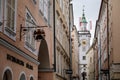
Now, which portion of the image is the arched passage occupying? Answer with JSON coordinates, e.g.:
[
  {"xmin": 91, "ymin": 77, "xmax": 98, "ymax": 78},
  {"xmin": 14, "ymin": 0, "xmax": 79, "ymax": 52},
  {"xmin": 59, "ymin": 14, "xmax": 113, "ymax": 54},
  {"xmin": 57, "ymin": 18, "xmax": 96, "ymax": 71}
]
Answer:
[{"xmin": 38, "ymin": 39, "xmax": 50, "ymax": 69}]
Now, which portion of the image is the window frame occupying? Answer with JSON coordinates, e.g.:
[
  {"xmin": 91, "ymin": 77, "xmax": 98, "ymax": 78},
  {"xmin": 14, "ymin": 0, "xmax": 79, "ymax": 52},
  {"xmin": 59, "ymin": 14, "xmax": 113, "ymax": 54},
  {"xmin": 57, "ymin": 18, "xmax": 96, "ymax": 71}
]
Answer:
[
  {"xmin": 39, "ymin": 0, "xmax": 49, "ymax": 22},
  {"xmin": 25, "ymin": 9, "xmax": 37, "ymax": 54},
  {"xmin": 30, "ymin": 75, "xmax": 34, "ymax": 80},
  {"xmin": 83, "ymin": 56, "xmax": 86, "ymax": 60},
  {"xmin": 4, "ymin": 0, "xmax": 17, "ymax": 40},
  {"xmin": 30, "ymin": 77, "xmax": 34, "ymax": 80},
  {"xmin": 43, "ymin": 0, "xmax": 48, "ymax": 20},
  {"xmin": 19, "ymin": 73, "xmax": 26, "ymax": 80}
]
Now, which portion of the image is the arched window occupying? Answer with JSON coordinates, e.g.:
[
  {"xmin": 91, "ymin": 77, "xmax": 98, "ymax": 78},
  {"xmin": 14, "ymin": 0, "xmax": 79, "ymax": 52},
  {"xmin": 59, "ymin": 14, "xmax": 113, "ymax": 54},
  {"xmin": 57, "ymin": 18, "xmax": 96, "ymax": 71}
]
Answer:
[
  {"xmin": 30, "ymin": 77, "xmax": 34, "ymax": 80},
  {"xmin": 3, "ymin": 69, "xmax": 12, "ymax": 80},
  {"xmin": 20, "ymin": 74, "xmax": 26, "ymax": 80}
]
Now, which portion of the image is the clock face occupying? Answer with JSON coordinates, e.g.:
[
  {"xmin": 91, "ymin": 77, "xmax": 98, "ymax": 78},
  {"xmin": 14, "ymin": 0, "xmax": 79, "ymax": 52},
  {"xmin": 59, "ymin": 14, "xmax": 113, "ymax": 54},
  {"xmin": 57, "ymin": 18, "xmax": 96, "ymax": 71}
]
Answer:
[{"xmin": 81, "ymin": 40, "xmax": 87, "ymax": 46}]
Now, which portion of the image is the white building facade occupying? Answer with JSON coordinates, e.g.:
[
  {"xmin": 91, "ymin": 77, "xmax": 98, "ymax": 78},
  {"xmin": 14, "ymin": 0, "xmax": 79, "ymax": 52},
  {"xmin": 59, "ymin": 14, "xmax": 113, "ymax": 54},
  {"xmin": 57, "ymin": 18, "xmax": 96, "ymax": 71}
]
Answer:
[{"xmin": 78, "ymin": 9, "xmax": 91, "ymax": 80}]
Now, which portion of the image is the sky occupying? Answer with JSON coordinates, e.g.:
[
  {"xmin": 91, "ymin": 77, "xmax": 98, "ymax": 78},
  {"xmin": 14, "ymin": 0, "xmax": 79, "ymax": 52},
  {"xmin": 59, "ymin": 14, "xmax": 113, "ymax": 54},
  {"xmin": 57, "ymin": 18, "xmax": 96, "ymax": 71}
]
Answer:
[{"xmin": 72, "ymin": 0, "xmax": 101, "ymax": 44}]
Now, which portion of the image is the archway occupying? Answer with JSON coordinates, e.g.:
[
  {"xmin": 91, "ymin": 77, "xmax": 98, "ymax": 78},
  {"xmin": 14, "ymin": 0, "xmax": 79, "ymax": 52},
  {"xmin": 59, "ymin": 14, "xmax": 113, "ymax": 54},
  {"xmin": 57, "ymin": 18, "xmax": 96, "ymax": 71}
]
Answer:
[
  {"xmin": 3, "ymin": 69, "xmax": 12, "ymax": 80},
  {"xmin": 38, "ymin": 39, "xmax": 50, "ymax": 69},
  {"xmin": 38, "ymin": 39, "xmax": 52, "ymax": 80}
]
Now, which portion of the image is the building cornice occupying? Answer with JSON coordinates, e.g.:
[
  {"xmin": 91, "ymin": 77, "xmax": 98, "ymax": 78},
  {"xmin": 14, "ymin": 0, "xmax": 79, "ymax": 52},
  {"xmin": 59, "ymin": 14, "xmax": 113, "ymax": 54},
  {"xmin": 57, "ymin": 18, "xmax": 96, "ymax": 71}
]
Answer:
[{"xmin": 0, "ymin": 38, "xmax": 40, "ymax": 65}]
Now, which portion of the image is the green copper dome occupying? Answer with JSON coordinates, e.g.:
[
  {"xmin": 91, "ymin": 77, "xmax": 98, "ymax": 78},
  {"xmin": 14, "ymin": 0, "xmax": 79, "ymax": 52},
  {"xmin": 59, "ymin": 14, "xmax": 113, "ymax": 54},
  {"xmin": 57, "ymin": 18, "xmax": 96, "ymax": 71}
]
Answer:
[{"xmin": 82, "ymin": 12, "xmax": 87, "ymax": 23}]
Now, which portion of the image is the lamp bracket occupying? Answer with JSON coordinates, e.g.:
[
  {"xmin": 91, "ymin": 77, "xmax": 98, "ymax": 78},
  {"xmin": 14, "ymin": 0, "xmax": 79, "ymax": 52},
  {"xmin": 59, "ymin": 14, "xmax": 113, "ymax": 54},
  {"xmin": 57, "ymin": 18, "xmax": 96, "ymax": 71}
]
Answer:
[{"xmin": 20, "ymin": 24, "xmax": 47, "ymax": 41}]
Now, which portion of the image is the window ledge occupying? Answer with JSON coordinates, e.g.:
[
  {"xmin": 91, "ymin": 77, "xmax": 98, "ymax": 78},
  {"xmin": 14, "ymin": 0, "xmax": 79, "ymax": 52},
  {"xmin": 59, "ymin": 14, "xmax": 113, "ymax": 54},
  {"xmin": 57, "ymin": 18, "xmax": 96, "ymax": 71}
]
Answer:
[{"xmin": 5, "ymin": 27, "xmax": 16, "ymax": 36}]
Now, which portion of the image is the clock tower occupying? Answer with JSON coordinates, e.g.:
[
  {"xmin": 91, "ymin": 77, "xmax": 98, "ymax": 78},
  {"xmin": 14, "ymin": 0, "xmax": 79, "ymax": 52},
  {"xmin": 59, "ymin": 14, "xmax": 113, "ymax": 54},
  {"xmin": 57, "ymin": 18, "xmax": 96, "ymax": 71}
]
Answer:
[{"xmin": 78, "ymin": 8, "xmax": 91, "ymax": 80}]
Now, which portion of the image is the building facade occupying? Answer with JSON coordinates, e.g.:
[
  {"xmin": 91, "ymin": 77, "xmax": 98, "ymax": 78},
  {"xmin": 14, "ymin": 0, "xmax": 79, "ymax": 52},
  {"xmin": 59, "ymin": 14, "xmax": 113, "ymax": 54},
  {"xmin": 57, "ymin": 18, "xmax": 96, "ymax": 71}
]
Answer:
[
  {"xmin": 108, "ymin": 0, "xmax": 120, "ymax": 79},
  {"xmin": 97, "ymin": 0, "xmax": 108, "ymax": 80},
  {"xmin": 95, "ymin": 0, "xmax": 120, "ymax": 80},
  {"xmin": 86, "ymin": 45, "xmax": 94, "ymax": 80},
  {"xmin": 78, "ymin": 9, "xmax": 91, "ymax": 80},
  {"xmin": 0, "ymin": 0, "xmax": 74, "ymax": 80},
  {"xmin": 71, "ymin": 25, "xmax": 80, "ymax": 80},
  {"xmin": 0, "ymin": 0, "xmax": 54, "ymax": 80},
  {"xmin": 55, "ymin": 0, "xmax": 72, "ymax": 80}
]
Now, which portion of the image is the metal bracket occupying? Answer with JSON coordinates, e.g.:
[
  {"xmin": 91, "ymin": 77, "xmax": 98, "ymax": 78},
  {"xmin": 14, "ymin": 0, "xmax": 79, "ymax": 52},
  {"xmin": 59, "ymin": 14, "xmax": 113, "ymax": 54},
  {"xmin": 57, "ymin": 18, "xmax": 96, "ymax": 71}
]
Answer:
[{"xmin": 20, "ymin": 24, "xmax": 47, "ymax": 41}]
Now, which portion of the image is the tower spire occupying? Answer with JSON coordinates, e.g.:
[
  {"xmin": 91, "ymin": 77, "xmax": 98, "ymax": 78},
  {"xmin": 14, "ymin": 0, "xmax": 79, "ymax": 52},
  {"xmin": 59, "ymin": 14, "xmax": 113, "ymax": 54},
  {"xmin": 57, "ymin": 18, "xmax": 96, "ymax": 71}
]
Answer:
[
  {"xmin": 82, "ymin": 5, "xmax": 85, "ymax": 17},
  {"xmin": 80, "ymin": 5, "xmax": 87, "ymax": 31}
]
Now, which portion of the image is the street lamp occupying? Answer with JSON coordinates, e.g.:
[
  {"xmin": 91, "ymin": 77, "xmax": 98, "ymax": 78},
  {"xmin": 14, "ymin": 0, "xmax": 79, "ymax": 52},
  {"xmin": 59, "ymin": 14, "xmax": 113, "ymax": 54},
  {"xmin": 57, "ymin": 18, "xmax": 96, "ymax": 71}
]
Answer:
[{"xmin": 33, "ymin": 28, "xmax": 45, "ymax": 41}]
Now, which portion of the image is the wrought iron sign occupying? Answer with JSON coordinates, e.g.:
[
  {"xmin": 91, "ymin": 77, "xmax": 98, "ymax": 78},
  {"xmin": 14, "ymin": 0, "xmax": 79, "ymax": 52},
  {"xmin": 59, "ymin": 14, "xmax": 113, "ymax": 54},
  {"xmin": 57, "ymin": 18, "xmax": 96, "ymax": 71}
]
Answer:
[{"xmin": 20, "ymin": 24, "xmax": 47, "ymax": 41}]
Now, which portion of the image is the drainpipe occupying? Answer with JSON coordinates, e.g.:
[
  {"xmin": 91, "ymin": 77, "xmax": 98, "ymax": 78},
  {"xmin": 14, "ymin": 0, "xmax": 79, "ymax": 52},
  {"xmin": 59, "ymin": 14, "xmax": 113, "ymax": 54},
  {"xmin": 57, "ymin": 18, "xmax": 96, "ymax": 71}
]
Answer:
[{"xmin": 53, "ymin": 0, "xmax": 56, "ymax": 72}]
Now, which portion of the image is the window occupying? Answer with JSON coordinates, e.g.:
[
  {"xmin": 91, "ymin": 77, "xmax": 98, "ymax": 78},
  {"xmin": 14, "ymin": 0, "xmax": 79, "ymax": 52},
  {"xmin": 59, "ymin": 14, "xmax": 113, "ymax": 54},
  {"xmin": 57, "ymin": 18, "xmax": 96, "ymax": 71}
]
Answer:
[
  {"xmin": 83, "ymin": 65, "xmax": 86, "ymax": 67},
  {"xmin": 30, "ymin": 77, "xmax": 34, "ymax": 80},
  {"xmin": 39, "ymin": 0, "xmax": 43, "ymax": 13},
  {"xmin": 3, "ymin": 69, "xmax": 12, "ymax": 80},
  {"xmin": 43, "ymin": 0, "xmax": 48, "ymax": 20},
  {"xmin": 83, "ymin": 56, "xmax": 86, "ymax": 60},
  {"xmin": 39, "ymin": 0, "xmax": 49, "ymax": 21},
  {"xmin": 4, "ymin": 0, "xmax": 17, "ymax": 39},
  {"xmin": 5, "ymin": 0, "xmax": 16, "ymax": 31},
  {"xmin": 25, "ymin": 10, "xmax": 36, "ymax": 52},
  {"xmin": 20, "ymin": 74, "xmax": 26, "ymax": 80}
]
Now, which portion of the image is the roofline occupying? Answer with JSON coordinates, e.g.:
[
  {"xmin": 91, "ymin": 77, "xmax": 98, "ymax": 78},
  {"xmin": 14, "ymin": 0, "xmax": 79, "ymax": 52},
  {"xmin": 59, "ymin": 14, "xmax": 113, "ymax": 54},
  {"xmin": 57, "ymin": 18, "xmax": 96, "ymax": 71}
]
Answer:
[
  {"xmin": 94, "ymin": 20, "xmax": 98, "ymax": 38},
  {"xmin": 98, "ymin": 0, "xmax": 103, "ymax": 20},
  {"xmin": 94, "ymin": 0, "xmax": 103, "ymax": 38}
]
